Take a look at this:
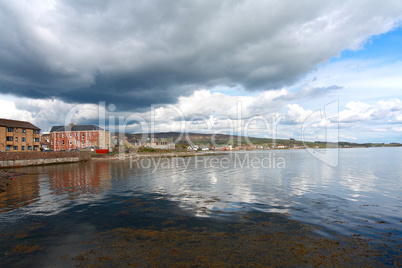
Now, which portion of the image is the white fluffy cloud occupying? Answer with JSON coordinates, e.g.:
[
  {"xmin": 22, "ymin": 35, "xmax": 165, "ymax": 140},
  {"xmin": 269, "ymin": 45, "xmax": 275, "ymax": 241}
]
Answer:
[
  {"xmin": 0, "ymin": 97, "xmax": 34, "ymax": 122},
  {"xmin": 1, "ymin": 88, "xmax": 401, "ymax": 142},
  {"xmin": 0, "ymin": 94, "xmax": 102, "ymax": 131},
  {"xmin": 339, "ymin": 99, "xmax": 402, "ymax": 123}
]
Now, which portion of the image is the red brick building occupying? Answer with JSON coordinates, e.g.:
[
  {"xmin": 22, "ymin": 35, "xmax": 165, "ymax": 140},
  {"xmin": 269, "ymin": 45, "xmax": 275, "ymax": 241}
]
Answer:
[{"xmin": 50, "ymin": 124, "xmax": 110, "ymax": 151}]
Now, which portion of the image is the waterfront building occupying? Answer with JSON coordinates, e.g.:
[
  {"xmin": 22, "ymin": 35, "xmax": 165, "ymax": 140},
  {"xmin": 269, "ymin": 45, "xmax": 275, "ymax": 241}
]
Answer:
[
  {"xmin": 139, "ymin": 137, "xmax": 175, "ymax": 150},
  {"xmin": 0, "ymin": 118, "xmax": 41, "ymax": 152},
  {"xmin": 50, "ymin": 123, "xmax": 111, "ymax": 151},
  {"xmin": 40, "ymin": 132, "xmax": 51, "ymax": 151},
  {"xmin": 41, "ymin": 133, "xmax": 50, "ymax": 142},
  {"xmin": 148, "ymin": 138, "xmax": 175, "ymax": 150}
]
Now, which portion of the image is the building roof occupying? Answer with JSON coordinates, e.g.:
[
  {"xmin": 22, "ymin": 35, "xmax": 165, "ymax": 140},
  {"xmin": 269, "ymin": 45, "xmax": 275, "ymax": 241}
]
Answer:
[
  {"xmin": 50, "ymin": 124, "xmax": 106, "ymax": 132},
  {"xmin": 0, "ymin": 118, "xmax": 40, "ymax": 130},
  {"xmin": 40, "ymin": 141, "xmax": 51, "ymax": 146}
]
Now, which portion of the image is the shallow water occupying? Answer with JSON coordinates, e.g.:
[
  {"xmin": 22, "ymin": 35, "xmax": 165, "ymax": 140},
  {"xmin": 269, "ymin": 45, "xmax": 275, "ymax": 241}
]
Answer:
[{"xmin": 0, "ymin": 148, "xmax": 401, "ymax": 266}]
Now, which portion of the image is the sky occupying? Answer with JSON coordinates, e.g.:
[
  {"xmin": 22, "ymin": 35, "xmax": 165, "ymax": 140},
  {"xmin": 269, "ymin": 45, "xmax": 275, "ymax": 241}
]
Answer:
[{"xmin": 0, "ymin": 0, "xmax": 402, "ymax": 143}]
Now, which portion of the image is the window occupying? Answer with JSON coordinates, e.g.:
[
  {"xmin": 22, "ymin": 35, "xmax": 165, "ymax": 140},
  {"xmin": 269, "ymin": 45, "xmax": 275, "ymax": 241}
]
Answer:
[
  {"xmin": 6, "ymin": 136, "xmax": 13, "ymax": 141},
  {"xmin": 69, "ymin": 141, "xmax": 72, "ymax": 145},
  {"xmin": 62, "ymin": 140, "xmax": 65, "ymax": 145},
  {"xmin": 22, "ymin": 129, "xmax": 26, "ymax": 133},
  {"xmin": 15, "ymin": 137, "xmax": 18, "ymax": 142},
  {"xmin": 51, "ymin": 141, "xmax": 53, "ymax": 145},
  {"xmin": 21, "ymin": 146, "xmax": 25, "ymax": 151},
  {"xmin": 33, "ymin": 146, "xmax": 37, "ymax": 150},
  {"xmin": 7, "ymin": 127, "xmax": 13, "ymax": 132},
  {"xmin": 6, "ymin": 146, "xmax": 10, "ymax": 151},
  {"xmin": 22, "ymin": 137, "xmax": 26, "ymax": 142},
  {"xmin": 56, "ymin": 133, "xmax": 59, "ymax": 138},
  {"xmin": 13, "ymin": 146, "xmax": 18, "ymax": 150},
  {"xmin": 62, "ymin": 133, "xmax": 65, "ymax": 138},
  {"xmin": 34, "ymin": 130, "xmax": 40, "ymax": 134},
  {"xmin": 28, "ymin": 146, "xmax": 32, "ymax": 150},
  {"xmin": 70, "ymin": 133, "xmax": 72, "ymax": 137},
  {"xmin": 82, "ymin": 142, "xmax": 84, "ymax": 148},
  {"xmin": 82, "ymin": 134, "xmax": 85, "ymax": 140},
  {"xmin": 34, "ymin": 138, "xmax": 39, "ymax": 142},
  {"xmin": 15, "ymin": 129, "xmax": 18, "ymax": 133}
]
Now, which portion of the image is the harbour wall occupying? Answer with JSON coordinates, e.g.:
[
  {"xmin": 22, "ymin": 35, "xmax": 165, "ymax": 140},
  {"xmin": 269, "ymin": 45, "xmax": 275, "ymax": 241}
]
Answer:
[{"xmin": 0, "ymin": 151, "xmax": 91, "ymax": 168}]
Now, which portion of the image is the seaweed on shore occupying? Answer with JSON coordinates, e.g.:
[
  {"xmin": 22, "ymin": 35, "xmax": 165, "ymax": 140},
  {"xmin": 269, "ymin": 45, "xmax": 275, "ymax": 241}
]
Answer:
[
  {"xmin": 73, "ymin": 212, "xmax": 401, "ymax": 267},
  {"xmin": 0, "ymin": 170, "xmax": 20, "ymax": 193}
]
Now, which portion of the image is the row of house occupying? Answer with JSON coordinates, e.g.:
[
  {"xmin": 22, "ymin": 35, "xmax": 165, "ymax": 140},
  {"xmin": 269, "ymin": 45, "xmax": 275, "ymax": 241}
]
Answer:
[
  {"xmin": 2, "ymin": 118, "xmax": 295, "ymax": 154},
  {"xmin": 1, "ymin": 118, "xmax": 176, "ymax": 152},
  {"xmin": 111, "ymin": 136, "xmax": 175, "ymax": 150},
  {"xmin": 0, "ymin": 118, "xmax": 111, "ymax": 152}
]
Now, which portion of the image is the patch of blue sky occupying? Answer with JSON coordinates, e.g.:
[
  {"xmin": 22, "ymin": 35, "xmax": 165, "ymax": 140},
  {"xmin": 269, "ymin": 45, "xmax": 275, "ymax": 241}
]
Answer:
[{"xmin": 330, "ymin": 26, "xmax": 402, "ymax": 63}]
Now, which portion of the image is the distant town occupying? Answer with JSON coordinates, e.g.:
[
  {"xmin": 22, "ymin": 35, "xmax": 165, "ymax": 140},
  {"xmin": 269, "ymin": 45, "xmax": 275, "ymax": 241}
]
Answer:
[{"xmin": 1, "ymin": 118, "xmax": 401, "ymax": 154}]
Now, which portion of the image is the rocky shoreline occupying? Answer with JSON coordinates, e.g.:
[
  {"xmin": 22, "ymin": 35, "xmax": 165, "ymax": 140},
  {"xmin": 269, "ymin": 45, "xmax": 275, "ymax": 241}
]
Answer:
[{"xmin": 0, "ymin": 170, "xmax": 20, "ymax": 193}]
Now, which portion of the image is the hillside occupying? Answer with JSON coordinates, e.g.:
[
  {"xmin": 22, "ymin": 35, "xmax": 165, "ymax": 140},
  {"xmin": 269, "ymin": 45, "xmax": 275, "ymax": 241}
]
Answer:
[{"xmin": 110, "ymin": 132, "xmax": 402, "ymax": 149}]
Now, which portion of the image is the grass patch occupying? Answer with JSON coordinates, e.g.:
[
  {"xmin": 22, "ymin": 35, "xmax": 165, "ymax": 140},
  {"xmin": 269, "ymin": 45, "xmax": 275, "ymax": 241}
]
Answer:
[{"xmin": 138, "ymin": 147, "xmax": 171, "ymax": 153}]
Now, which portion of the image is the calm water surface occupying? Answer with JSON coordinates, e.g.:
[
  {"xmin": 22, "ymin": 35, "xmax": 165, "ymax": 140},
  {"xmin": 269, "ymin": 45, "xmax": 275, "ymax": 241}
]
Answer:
[{"xmin": 0, "ymin": 147, "xmax": 401, "ymax": 266}]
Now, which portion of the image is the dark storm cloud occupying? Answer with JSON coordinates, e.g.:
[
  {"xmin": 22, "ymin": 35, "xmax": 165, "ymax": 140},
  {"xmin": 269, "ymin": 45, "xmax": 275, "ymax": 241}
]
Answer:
[{"xmin": 0, "ymin": 0, "xmax": 401, "ymax": 109}]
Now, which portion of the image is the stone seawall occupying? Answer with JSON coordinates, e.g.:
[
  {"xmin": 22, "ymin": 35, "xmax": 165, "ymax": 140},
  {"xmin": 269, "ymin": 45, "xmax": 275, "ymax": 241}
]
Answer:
[{"xmin": 0, "ymin": 151, "xmax": 91, "ymax": 168}]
